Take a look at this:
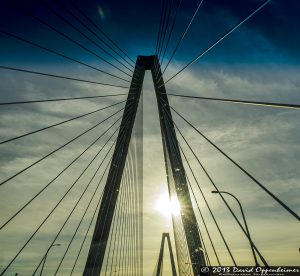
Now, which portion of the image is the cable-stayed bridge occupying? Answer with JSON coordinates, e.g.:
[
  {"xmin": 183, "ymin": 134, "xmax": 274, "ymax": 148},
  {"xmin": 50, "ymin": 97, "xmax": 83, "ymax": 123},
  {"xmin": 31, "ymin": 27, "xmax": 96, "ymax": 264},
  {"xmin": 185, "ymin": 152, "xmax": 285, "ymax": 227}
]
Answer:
[{"xmin": 0, "ymin": 0, "xmax": 299, "ymax": 275}]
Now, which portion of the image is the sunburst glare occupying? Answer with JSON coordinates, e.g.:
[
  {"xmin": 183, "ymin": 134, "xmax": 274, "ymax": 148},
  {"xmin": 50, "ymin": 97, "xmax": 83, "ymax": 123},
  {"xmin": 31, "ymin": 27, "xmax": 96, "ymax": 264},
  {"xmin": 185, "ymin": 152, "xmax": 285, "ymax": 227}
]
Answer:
[{"xmin": 155, "ymin": 191, "xmax": 181, "ymax": 218}]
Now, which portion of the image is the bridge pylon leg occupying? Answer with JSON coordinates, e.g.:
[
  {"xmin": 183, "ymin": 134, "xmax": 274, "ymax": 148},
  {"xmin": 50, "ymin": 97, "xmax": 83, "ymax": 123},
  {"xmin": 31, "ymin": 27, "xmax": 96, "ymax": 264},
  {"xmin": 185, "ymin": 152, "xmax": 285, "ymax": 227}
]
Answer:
[
  {"xmin": 151, "ymin": 55, "xmax": 207, "ymax": 275},
  {"xmin": 83, "ymin": 57, "xmax": 145, "ymax": 276},
  {"xmin": 84, "ymin": 55, "xmax": 206, "ymax": 276}
]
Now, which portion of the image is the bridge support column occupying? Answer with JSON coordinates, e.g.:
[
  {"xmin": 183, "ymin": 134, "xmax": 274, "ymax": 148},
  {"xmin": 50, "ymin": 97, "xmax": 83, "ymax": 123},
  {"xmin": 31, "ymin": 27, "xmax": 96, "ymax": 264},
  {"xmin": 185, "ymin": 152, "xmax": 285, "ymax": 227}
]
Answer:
[
  {"xmin": 155, "ymin": 233, "xmax": 177, "ymax": 276},
  {"xmin": 84, "ymin": 55, "xmax": 206, "ymax": 275},
  {"xmin": 151, "ymin": 56, "xmax": 206, "ymax": 275},
  {"xmin": 83, "ymin": 57, "xmax": 145, "ymax": 276}
]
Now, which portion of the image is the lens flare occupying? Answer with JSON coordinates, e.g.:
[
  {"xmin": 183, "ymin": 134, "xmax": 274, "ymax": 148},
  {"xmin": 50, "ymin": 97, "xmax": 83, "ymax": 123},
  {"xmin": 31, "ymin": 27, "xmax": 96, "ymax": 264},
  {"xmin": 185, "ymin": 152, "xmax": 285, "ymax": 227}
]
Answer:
[
  {"xmin": 155, "ymin": 192, "xmax": 181, "ymax": 218},
  {"xmin": 97, "ymin": 5, "xmax": 106, "ymax": 21}
]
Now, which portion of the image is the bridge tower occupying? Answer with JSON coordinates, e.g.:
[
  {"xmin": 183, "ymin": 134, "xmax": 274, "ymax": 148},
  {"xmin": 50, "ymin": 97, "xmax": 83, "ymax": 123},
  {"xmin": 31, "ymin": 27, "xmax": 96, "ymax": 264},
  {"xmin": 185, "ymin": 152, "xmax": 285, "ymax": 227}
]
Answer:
[
  {"xmin": 84, "ymin": 55, "xmax": 206, "ymax": 276},
  {"xmin": 154, "ymin": 233, "xmax": 177, "ymax": 276}
]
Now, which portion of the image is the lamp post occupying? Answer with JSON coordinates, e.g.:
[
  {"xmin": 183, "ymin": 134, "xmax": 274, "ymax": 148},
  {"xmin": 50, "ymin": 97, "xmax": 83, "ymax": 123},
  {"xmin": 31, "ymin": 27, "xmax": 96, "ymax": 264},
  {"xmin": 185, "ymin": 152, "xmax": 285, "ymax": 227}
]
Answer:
[
  {"xmin": 39, "ymin": 243, "xmax": 61, "ymax": 276},
  {"xmin": 211, "ymin": 190, "xmax": 259, "ymax": 266}
]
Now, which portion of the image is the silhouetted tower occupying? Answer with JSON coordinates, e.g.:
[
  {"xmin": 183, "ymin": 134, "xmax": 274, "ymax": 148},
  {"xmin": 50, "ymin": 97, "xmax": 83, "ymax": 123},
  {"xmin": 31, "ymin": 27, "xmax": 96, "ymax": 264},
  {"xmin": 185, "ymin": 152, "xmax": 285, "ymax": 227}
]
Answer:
[
  {"xmin": 84, "ymin": 56, "xmax": 206, "ymax": 276},
  {"xmin": 154, "ymin": 233, "xmax": 177, "ymax": 276}
]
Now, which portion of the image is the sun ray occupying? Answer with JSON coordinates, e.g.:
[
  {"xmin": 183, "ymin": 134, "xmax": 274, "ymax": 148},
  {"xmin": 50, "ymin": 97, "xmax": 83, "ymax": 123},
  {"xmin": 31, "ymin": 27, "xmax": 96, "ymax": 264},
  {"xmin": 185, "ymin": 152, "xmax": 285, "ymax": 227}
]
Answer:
[{"xmin": 155, "ymin": 191, "xmax": 181, "ymax": 218}]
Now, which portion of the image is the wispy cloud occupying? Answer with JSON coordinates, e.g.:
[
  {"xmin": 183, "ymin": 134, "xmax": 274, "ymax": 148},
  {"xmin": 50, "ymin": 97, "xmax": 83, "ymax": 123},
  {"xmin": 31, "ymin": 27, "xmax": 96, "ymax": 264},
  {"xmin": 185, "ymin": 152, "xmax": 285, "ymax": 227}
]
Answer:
[{"xmin": 1, "ymin": 62, "xmax": 299, "ymax": 275}]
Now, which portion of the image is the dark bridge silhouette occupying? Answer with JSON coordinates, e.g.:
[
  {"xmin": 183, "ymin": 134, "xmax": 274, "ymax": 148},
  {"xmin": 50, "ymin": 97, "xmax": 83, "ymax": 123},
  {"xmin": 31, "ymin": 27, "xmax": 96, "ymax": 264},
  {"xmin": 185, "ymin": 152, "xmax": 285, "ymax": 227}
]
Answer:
[{"xmin": 0, "ymin": 0, "xmax": 299, "ymax": 275}]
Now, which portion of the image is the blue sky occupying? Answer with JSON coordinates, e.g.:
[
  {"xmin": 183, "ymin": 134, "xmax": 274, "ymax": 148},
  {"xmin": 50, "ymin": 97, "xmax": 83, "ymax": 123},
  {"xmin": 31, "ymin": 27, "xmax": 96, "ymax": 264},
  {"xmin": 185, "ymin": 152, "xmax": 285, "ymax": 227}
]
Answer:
[{"xmin": 1, "ymin": 0, "xmax": 300, "ymax": 66}]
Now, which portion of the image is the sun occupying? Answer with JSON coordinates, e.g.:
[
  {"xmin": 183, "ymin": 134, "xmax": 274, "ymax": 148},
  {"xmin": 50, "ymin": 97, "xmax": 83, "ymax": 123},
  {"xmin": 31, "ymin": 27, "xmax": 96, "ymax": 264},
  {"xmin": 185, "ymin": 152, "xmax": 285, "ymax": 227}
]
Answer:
[{"xmin": 155, "ymin": 192, "xmax": 181, "ymax": 218}]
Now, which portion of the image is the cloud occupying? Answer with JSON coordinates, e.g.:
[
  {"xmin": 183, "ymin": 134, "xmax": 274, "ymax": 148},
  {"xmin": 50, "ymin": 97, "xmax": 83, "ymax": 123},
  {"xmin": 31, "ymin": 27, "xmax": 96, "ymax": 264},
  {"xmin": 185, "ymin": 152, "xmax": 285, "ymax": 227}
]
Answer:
[
  {"xmin": 1, "ymin": 62, "xmax": 300, "ymax": 275},
  {"xmin": 163, "ymin": 63, "xmax": 300, "ymax": 265},
  {"xmin": 0, "ymin": 68, "xmax": 129, "ymax": 275}
]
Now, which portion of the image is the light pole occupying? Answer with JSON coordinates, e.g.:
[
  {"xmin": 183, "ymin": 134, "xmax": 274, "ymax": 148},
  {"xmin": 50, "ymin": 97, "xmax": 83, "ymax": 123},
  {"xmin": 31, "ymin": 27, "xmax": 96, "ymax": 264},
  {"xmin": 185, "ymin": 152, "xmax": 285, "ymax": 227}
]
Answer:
[
  {"xmin": 211, "ymin": 190, "xmax": 259, "ymax": 266},
  {"xmin": 39, "ymin": 243, "xmax": 61, "ymax": 276}
]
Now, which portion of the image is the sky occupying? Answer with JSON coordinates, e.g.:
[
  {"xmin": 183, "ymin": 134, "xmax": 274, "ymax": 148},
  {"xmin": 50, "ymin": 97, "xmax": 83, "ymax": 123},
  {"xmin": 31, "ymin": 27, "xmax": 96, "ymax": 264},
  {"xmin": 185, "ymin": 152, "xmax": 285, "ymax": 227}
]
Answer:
[{"xmin": 0, "ymin": 0, "xmax": 300, "ymax": 275}]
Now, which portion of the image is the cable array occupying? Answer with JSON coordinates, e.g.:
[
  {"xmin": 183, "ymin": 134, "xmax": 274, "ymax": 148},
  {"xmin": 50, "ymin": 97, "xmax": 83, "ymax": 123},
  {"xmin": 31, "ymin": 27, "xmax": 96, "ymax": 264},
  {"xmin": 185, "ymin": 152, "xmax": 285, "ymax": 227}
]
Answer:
[
  {"xmin": 0, "ymin": 65, "xmax": 130, "ymax": 88},
  {"xmin": 90, "ymin": 93, "xmax": 143, "ymax": 276},
  {"xmin": 51, "ymin": 0, "xmax": 134, "ymax": 72},
  {"xmin": 168, "ymin": 103, "xmax": 299, "ymax": 221},
  {"xmin": 0, "ymin": 0, "xmax": 142, "ymax": 274},
  {"xmin": 160, "ymin": 96, "xmax": 237, "ymax": 267},
  {"xmin": 0, "ymin": 102, "xmax": 136, "ymax": 275},
  {"xmin": 162, "ymin": 0, "xmax": 272, "ymax": 86},
  {"xmin": 1, "ymin": 0, "xmax": 298, "ymax": 274},
  {"xmin": 158, "ymin": 0, "xmax": 205, "ymax": 83},
  {"xmin": 158, "ymin": 94, "xmax": 299, "ymax": 265}
]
